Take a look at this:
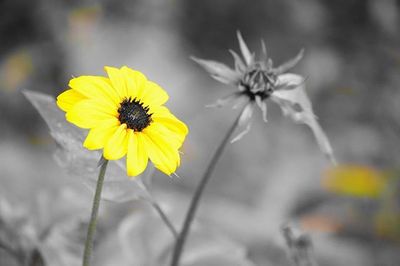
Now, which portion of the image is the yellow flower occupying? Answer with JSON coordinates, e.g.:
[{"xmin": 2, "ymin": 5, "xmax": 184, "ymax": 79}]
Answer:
[{"xmin": 56, "ymin": 66, "xmax": 188, "ymax": 177}]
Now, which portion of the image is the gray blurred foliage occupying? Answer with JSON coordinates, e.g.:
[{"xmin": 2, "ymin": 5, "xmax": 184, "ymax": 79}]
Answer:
[
  {"xmin": 1, "ymin": 0, "xmax": 400, "ymax": 265},
  {"xmin": 282, "ymin": 225, "xmax": 318, "ymax": 266},
  {"xmin": 0, "ymin": 188, "xmax": 92, "ymax": 266},
  {"xmin": 94, "ymin": 204, "xmax": 257, "ymax": 266}
]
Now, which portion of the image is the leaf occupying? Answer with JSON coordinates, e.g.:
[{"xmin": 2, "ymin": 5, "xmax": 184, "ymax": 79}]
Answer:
[
  {"xmin": 323, "ymin": 165, "xmax": 386, "ymax": 198},
  {"xmin": 0, "ymin": 196, "xmax": 35, "ymax": 259},
  {"xmin": 181, "ymin": 227, "xmax": 256, "ymax": 266},
  {"xmin": 0, "ymin": 189, "xmax": 95, "ymax": 266},
  {"xmin": 191, "ymin": 56, "xmax": 241, "ymax": 85},
  {"xmin": 23, "ymin": 90, "xmax": 151, "ymax": 202},
  {"xmin": 271, "ymin": 74, "xmax": 336, "ymax": 164},
  {"xmin": 22, "ymin": 90, "xmax": 84, "ymax": 143},
  {"xmin": 32, "ymin": 188, "xmax": 91, "ymax": 235},
  {"xmin": 39, "ymin": 217, "xmax": 86, "ymax": 266},
  {"xmin": 95, "ymin": 206, "xmax": 255, "ymax": 266}
]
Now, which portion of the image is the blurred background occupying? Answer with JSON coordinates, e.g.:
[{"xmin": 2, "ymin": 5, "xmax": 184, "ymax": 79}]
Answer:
[{"xmin": 1, "ymin": 0, "xmax": 400, "ymax": 265}]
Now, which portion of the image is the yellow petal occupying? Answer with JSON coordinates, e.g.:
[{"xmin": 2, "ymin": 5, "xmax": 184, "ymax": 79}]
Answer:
[
  {"xmin": 104, "ymin": 66, "xmax": 128, "ymax": 100},
  {"xmin": 120, "ymin": 66, "xmax": 147, "ymax": 98},
  {"xmin": 153, "ymin": 119, "xmax": 187, "ymax": 146},
  {"xmin": 83, "ymin": 118, "xmax": 120, "ymax": 150},
  {"xmin": 146, "ymin": 122, "xmax": 184, "ymax": 149},
  {"xmin": 56, "ymin": 89, "xmax": 86, "ymax": 112},
  {"xmin": 126, "ymin": 131, "xmax": 148, "ymax": 177},
  {"xmin": 103, "ymin": 124, "xmax": 129, "ymax": 160},
  {"xmin": 139, "ymin": 81, "xmax": 169, "ymax": 107},
  {"xmin": 152, "ymin": 106, "xmax": 189, "ymax": 137},
  {"xmin": 66, "ymin": 99, "xmax": 117, "ymax": 129},
  {"xmin": 142, "ymin": 127, "xmax": 180, "ymax": 175},
  {"xmin": 69, "ymin": 76, "xmax": 120, "ymax": 105}
]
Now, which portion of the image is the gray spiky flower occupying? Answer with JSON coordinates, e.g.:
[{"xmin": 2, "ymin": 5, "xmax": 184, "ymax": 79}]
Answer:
[{"xmin": 192, "ymin": 31, "xmax": 336, "ymax": 164}]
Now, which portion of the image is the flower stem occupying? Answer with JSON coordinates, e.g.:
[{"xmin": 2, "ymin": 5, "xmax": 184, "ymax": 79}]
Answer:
[
  {"xmin": 150, "ymin": 199, "xmax": 178, "ymax": 239},
  {"xmin": 170, "ymin": 104, "xmax": 247, "ymax": 266},
  {"xmin": 136, "ymin": 170, "xmax": 178, "ymax": 239},
  {"xmin": 82, "ymin": 158, "xmax": 108, "ymax": 266}
]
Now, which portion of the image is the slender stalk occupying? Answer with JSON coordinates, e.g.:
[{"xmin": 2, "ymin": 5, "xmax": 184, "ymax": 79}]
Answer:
[
  {"xmin": 170, "ymin": 104, "xmax": 248, "ymax": 266},
  {"xmin": 82, "ymin": 159, "xmax": 108, "ymax": 266},
  {"xmin": 136, "ymin": 170, "xmax": 178, "ymax": 239},
  {"xmin": 150, "ymin": 199, "xmax": 178, "ymax": 239}
]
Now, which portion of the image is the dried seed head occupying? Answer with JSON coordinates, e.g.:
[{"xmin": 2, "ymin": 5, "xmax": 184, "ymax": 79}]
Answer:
[{"xmin": 239, "ymin": 67, "xmax": 277, "ymax": 100}]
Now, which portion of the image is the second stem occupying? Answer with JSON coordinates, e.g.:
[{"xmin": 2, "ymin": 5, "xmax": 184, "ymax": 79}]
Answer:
[{"xmin": 170, "ymin": 103, "xmax": 249, "ymax": 266}]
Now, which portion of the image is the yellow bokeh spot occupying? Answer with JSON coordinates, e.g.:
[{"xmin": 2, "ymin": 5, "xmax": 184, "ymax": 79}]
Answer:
[
  {"xmin": 0, "ymin": 50, "xmax": 33, "ymax": 91},
  {"xmin": 323, "ymin": 165, "xmax": 386, "ymax": 198},
  {"xmin": 69, "ymin": 5, "xmax": 101, "ymax": 24},
  {"xmin": 374, "ymin": 212, "xmax": 400, "ymax": 241},
  {"xmin": 68, "ymin": 5, "xmax": 102, "ymax": 43}
]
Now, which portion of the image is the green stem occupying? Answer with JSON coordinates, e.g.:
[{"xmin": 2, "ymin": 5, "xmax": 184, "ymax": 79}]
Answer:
[
  {"xmin": 82, "ymin": 159, "xmax": 108, "ymax": 266},
  {"xmin": 170, "ymin": 104, "xmax": 248, "ymax": 266}
]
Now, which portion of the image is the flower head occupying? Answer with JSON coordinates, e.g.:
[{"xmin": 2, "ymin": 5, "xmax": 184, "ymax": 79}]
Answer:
[
  {"xmin": 57, "ymin": 66, "xmax": 188, "ymax": 176},
  {"xmin": 192, "ymin": 32, "xmax": 335, "ymax": 164}
]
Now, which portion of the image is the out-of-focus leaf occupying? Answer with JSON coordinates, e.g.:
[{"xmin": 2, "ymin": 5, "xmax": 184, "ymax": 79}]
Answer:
[
  {"xmin": 181, "ymin": 227, "xmax": 255, "ymax": 266},
  {"xmin": 0, "ymin": 189, "xmax": 99, "ymax": 266},
  {"xmin": 271, "ymin": 74, "xmax": 336, "ymax": 164},
  {"xmin": 33, "ymin": 188, "xmax": 90, "ymax": 236},
  {"xmin": 0, "ymin": 197, "xmax": 35, "ymax": 261},
  {"xmin": 323, "ymin": 165, "xmax": 386, "ymax": 198},
  {"xmin": 39, "ymin": 217, "xmax": 86, "ymax": 266},
  {"xmin": 22, "ymin": 90, "xmax": 84, "ymax": 142},
  {"xmin": 187, "ymin": 255, "xmax": 255, "ymax": 266},
  {"xmin": 34, "ymin": 188, "xmax": 99, "ymax": 266},
  {"xmin": 191, "ymin": 57, "xmax": 241, "ymax": 85},
  {"xmin": 23, "ymin": 90, "xmax": 151, "ymax": 202},
  {"xmin": 95, "ymin": 206, "xmax": 255, "ymax": 266},
  {"xmin": 36, "ymin": 190, "xmax": 99, "ymax": 266},
  {"xmin": 0, "ymin": 249, "xmax": 19, "ymax": 266}
]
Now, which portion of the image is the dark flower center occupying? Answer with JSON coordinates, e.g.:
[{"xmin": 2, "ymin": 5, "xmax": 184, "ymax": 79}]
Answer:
[
  {"xmin": 240, "ymin": 68, "xmax": 277, "ymax": 101},
  {"xmin": 118, "ymin": 97, "xmax": 152, "ymax": 131}
]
